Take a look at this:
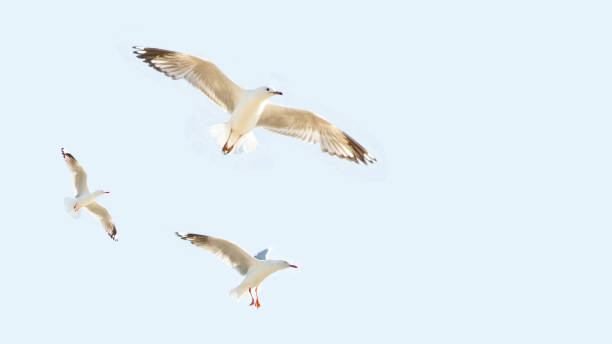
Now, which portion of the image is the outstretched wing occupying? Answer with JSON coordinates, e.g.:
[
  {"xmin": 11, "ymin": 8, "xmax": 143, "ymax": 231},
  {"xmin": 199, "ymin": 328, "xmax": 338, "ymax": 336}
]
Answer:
[
  {"xmin": 254, "ymin": 248, "xmax": 269, "ymax": 260},
  {"xmin": 62, "ymin": 148, "xmax": 89, "ymax": 197},
  {"xmin": 84, "ymin": 202, "xmax": 117, "ymax": 241},
  {"xmin": 257, "ymin": 104, "xmax": 376, "ymax": 164},
  {"xmin": 175, "ymin": 232, "xmax": 256, "ymax": 275},
  {"xmin": 133, "ymin": 47, "xmax": 244, "ymax": 113}
]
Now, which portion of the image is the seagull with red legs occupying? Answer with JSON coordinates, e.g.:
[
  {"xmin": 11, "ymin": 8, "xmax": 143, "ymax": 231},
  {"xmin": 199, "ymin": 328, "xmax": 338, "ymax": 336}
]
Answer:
[
  {"xmin": 62, "ymin": 148, "xmax": 118, "ymax": 241},
  {"xmin": 175, "ymin": 232, "xmax": 297, "ymax": 308}
]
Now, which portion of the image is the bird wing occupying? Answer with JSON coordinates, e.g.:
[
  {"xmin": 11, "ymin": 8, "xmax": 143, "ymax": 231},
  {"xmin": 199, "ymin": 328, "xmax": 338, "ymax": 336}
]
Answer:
[
  {"xmin": 257, "ymin": 104, "xmax": 376, "ymax": 164},
  {"xmin": 175, "ymin": 232, "xmax": 256, "ymax": 275},
  {"xmin": 133, "ymin": 47, "xmax": 244, "ymax": 113},
  {"xmin": 254, "ymin": 248, "xmax": 269, "ymax": 260},
  {"xmin": 62, "ymin": 148, "xmax": 89, "ymax": 197},
  {"xmin": 84, "ymin": 202, "xmax": 118, "ymax": 241}
]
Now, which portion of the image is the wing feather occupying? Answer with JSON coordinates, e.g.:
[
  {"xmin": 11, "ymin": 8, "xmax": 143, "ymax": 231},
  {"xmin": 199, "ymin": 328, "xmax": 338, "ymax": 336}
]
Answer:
[
  {"xmin": 257, "ymin": 104, "xmax": 376, "ymax": 164},
  {"xmin": 175, "ymin": 233, "xmax": 256, "ymax": 275},
  {"xmin": 133, "ymin": 47, "xmax": 243, "ymax": 113},
  {"xmin": 84, "ymin": 202, "xmax": 117, "ymax": 241},
  {"xmin": 62, "ymin": 148, "xmax": 89, "ymax": 197}
]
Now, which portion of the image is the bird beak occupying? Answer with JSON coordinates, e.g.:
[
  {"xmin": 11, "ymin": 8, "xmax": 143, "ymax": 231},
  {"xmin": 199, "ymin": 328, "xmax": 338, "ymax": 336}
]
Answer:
[
  {"xmin": 289, "ymin": 264, "xmax": 298, "ymax": 269},
  {"xmin": 273, "ymin": 91, "xmax": 283, "ymax": 95},
  {"xmin": 105, "ymin": 191, "xmax": 110, "ymax": 194}
]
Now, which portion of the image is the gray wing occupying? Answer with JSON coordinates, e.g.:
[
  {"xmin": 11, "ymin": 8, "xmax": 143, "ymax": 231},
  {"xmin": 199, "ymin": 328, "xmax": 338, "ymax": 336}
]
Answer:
[
  {"xmin": 84, "ymin": 202, "xmax": 117, "ymax": 241},
  {"xmin": 133, "ymin": 47, "xmax": 244, "ymax": 113},
  {"xmin": 175, "ymin": 232, "xmax": 256, "ymax": 275},
  {"xmin": 254, "ymin": 248, "xmax": 269, "ymax": 260},
  {"xmin": 257, "ymin": 104, "xmax": 376, "ymax": 164},
  {"xmin": 62, "ymin": 148, "xmax": 89, "ymax": 197}
]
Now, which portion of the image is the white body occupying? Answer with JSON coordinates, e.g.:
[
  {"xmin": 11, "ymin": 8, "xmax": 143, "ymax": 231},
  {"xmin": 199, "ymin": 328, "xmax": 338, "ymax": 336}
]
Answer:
[
  {"xmin": 230, "ymin": 93, "xmax": 268, "ymax": 135},
  {"xmin": 64, "ymin": 190, "xmax": 105, "ymax": 217},
  {"xmin": 75, "ymin": 191, "xmax": 105, "ymax": 210},
  {"xmin": 230, "ymin": 260, "xmax": 287, "ymax": 298},
  {"xmin": 220, "ymin": 91, "xmax": 272, "ymax": 151}
]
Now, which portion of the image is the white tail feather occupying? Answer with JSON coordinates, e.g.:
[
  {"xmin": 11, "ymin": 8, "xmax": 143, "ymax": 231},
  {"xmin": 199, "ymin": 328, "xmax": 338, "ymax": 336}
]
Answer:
[
  {"xmin": 229, "ymin": 283, "xmax": 248, "ymax": 299},
  {"xmin": 64, "ymin": 197, "xmax": 80, "ymax": 219},
  {"xmin": 209, "ymin": 123, "xmax": 258, "ymax": 154},
  {"xmin": 210, "ymin": 123, "xmax": 230, "ymax": 147},
  {"xmin": 235, "ymin": 132, "xmax": 258, "ymax": 153}
]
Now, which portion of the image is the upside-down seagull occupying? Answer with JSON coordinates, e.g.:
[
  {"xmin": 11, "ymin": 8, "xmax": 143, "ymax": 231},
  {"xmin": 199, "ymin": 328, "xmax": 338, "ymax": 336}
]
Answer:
[
  {"xmin": 175, "ymin": 232, "xmax": 297, "ymax": 308},
  {"xmin": 62, "ymin": 148, "xmax": 118, "ymax": 241},
  {"xmin": 133, "ymin": 46, "xmax": 376, "ymax": 164}
]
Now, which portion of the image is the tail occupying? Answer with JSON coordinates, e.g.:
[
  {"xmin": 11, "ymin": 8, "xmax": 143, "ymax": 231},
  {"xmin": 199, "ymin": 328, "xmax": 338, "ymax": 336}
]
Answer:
[
  {"xmin": 209, "ymin": 123, "xmax": 258, "ymax": 155},
  {"xmin": 64, "ymin": 197, "xmax": 80, "ymax": 219},
  {"xmin": 210, "ymin": 123, "xmax": 231, "ymax": 148},
  {"xmin": 236, "ymin": 132, "xmax": 258, "ymax": 153},
  {"xmin": 229, "ymin": 283, "xmax": 249, "ymax": 299}
]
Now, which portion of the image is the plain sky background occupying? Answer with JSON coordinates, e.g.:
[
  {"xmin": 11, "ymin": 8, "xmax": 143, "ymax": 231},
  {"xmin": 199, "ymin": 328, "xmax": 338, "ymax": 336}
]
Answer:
[{"xmin": 0, "ymin": 1, "xmax": 610, "ymax": 343}]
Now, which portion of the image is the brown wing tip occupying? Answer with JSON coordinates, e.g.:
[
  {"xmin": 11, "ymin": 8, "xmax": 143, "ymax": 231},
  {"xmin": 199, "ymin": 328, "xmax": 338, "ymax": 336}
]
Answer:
[
  {"xmin": 133, "ymin": 46, "xmax": 174, "ymax": 56},
  {"xmin": 108, "ymin": 226, "xmax": 118, "ymax": 242},
  {"xmin": 330, "ymin": 132, "xmax": 376, "ymax": 165},
  {"xmin": 133, "ymin": 46, "xmax": 179, "ymax": 76},
  {"xmin": 175, "ymin": 232, "xmax": 209, "ymax": 244},
  {"xmin": 61, "ymin": 148, "xmax": 76, "ymax": 161}
]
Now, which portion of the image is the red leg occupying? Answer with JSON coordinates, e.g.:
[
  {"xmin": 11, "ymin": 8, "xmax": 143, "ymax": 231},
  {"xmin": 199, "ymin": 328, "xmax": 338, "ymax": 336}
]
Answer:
[
  {"xmin": 248, "ymin": 288, "xmax": 255, "ymax": 306},
  {"xmin": 255, "ymin": 287, "xmax": 261, "ymax": 308},
  {"xmin": 222, "ymin": 130, "xmax": 234, "ymax": 155}
]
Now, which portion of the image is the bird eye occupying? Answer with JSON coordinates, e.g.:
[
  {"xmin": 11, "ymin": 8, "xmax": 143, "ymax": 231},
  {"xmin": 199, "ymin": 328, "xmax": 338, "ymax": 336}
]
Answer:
[{"xmin": 266, "ymin": 88, "xmax": 270, "ymax": 91}]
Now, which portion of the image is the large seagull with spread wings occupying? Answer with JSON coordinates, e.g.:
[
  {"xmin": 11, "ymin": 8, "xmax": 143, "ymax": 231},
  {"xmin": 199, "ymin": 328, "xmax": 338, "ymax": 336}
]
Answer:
[{"xmin": 133, "ymin": 46, "xmax": 376, "ymax": 164}]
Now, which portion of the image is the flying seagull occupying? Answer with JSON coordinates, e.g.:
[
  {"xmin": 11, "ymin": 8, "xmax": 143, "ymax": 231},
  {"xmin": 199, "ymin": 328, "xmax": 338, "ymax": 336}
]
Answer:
[
  {"xmin": 62, "ymin": 148, "xmax": 118, "ymax": 241},
  {"xmin": 133, "ymin": 46, "xmax": 376, "ymax": 164},
  {"xmin": 175, "ymin": 232, "xmax": 297, "ymax": 308}
]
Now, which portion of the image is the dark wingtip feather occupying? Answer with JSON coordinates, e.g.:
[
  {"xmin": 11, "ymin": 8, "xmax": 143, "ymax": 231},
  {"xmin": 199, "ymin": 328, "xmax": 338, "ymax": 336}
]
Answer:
[
  {"xmin": 108, "ymin": 226, "xmax": 118, "ymax": 242},
  {"xmin": 133, "ymin": 47, "xmax": 181, "ymax": 78},
  {"xmin": 339, "ymin": 132, "xmax": 376, "ymax": 165},
  {"xmin": 175, "ymin": 232, "xmax": 210, "ymax": 245},
  {"xmin": 62, "ymin": 149, "xmax": 76, "ymax": 162}
]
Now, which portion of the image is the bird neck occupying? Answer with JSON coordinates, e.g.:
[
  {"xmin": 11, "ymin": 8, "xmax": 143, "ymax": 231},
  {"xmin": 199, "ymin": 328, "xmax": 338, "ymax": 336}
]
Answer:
[
  {"xmin": 92, "ymin": 190, "xmax": 106, "ymax": 198},
  {"xmin": 265, "ymin": 260, "xmax": 286, "ymax": 271},
  {"xmin": 76, "ymin": 190, "xmax": 105, "ymax": 207},
  {"xmin": 247, "ymin": 89, "xmax": 273, "ymax": 102}
]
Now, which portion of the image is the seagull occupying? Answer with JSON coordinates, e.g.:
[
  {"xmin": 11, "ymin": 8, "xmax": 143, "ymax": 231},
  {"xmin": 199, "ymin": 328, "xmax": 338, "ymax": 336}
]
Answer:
[
  {"xmin": 133, "ymin": 46, "xmax": 376, "ymax": 164},
  {"xmin": 175, "ymin": 232, "xmax": 297, "ymax": 308},
  {"xmin": 62, "ymin": 148, "xmax": 118, "ymax": 241}
]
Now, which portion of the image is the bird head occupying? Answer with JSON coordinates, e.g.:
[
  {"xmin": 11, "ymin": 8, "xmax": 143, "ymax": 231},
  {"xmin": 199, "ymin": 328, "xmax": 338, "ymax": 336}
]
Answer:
[
  {"xmin": 282, "ymin": 260, "xmax": 298, "ymax": 269},
  {"xmin": 260, "ymin": 86, "xmax": 283, "ymax": 97}
]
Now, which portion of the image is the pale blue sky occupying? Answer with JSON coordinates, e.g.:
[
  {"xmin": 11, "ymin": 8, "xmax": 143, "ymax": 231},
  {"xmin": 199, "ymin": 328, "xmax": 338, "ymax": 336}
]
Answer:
[{"xmin": 0, "ymin": 1, "xmax": 610, "ymax": 343}]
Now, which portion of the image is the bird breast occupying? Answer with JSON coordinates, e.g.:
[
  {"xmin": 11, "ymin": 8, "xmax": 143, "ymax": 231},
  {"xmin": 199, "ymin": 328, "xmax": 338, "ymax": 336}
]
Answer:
[
  {"xmin": 230, "ymin": 97, "xmax": 268, "ymax": 134},
  {"xmin": 244, "ymin": 263, "xmax": 279, "ymax": 286},
  {"xmin": 76, "ymin": 193, "xmax": 102, "ymax": 208}
]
